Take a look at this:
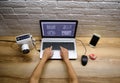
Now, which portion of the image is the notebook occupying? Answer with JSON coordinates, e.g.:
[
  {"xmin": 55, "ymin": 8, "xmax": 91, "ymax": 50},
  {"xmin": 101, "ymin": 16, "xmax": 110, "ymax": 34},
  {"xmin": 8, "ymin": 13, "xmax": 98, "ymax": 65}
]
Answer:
[{"xmin": 39, "ymin": 20, "xmax": 78, "ymax": 59}]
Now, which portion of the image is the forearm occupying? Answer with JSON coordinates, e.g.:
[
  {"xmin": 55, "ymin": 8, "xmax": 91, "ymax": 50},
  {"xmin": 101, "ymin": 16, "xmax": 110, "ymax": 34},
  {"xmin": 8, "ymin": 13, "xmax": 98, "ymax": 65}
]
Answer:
[
  {"xmin": 29, "ymin": 59, "xmax": 46, "ymax": 83},
  {"xmin": 64, "ymin": 60, "xmax": 78, "ymax": 83}
]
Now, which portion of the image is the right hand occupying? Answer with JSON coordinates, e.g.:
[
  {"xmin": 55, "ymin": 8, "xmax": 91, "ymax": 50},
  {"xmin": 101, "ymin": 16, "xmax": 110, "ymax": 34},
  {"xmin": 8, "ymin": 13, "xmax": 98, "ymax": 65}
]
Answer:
[{"xmin": 60, "ymin": 46, "xmax": 69, "ymax": 62}]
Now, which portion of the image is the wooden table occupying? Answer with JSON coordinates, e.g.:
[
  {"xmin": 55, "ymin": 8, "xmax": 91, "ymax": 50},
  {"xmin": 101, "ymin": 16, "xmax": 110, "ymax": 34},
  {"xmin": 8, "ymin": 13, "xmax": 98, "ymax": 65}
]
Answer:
[{"xmin": 0, "ymin": 36, "xmax": 120, "ymax": 83}]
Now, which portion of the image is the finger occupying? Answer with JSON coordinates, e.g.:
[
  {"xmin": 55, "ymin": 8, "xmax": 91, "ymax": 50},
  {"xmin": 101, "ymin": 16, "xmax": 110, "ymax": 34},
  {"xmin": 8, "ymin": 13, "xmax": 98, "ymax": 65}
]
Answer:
[
  {"xmin": 60, "ymin": 46, "xmax": 62, "ymax": 54},
  {"xmin": 50, "ymin": 46, "xmax": 52, "ymax": 50},
  {"xmin": 60, "ymin": 46, "xmax": 67, "ymax": 50},
  {"xmin": 60, "ymin": 47, "xmax": 63, "ymax": 55},
  {"xmin": 60, "ymin": 46, "xmax": 62, "ymax": 49},
  {"xmin": 51, "ymin": 51, "xmax": 54, "ymax": 56},
  {"xmin": 60, "ymin": 46, "xmax": 64, "ymax": 50}
]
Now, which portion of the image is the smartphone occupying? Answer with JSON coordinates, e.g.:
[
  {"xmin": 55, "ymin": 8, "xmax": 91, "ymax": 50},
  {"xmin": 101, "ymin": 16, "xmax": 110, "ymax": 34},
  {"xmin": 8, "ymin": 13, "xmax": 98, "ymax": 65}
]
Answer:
[{"xmin": 89, "ymin": 33, "xmax": 101, "ymax": 47}]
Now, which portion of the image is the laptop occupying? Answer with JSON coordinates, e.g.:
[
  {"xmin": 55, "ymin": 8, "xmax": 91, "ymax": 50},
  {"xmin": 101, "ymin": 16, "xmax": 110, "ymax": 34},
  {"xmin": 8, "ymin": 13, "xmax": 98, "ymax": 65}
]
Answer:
[{"xmin": 39, "ymin": 20, "xmax": 78, "ymax": 59}]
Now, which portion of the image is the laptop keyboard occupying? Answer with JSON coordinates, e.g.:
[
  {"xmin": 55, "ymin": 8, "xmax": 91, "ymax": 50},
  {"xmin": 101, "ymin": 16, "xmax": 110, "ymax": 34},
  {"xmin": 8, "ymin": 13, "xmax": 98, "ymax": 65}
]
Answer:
[{"xmin": 42, "ymin": 42, "xmax": 74, "ymax": 50}]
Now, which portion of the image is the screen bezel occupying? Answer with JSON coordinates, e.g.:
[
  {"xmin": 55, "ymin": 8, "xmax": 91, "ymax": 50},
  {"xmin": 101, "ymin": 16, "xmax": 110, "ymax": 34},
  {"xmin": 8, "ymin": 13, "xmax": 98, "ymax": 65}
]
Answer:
[{"xmin": 39, "ymin": 20, "xmax": 78, "ymax": 38}]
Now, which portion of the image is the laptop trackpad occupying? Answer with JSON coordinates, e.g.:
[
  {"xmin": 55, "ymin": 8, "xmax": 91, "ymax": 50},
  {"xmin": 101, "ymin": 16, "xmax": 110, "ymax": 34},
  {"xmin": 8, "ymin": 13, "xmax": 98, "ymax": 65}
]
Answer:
[
  {"xmin": 51, "ymin": 51, "xmax": 76, "ymax": 59},
  {"xmin": 52, "ymin": 51, "xmax": 61, "ymax": 59}
]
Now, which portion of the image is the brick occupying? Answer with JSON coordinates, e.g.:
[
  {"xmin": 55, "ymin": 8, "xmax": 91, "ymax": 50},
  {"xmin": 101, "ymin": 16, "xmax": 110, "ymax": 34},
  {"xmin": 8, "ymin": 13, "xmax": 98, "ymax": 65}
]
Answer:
[
  {"xmin": 29, "ymin": 14, "xmax": 57, "ymax": 20},
  {"xmin": 56, "ymin": 0, "xmax": 72, "ymax": 1},
  {"xmin": 7, "ymin": 24, "xmax": 21, "ymax": 29},
  {"xmin": 18, "ymin": 19, "xmax": 38, "ymax": 25},
  {"xmin": 0, "ymin": 1, "xmax": 26, "ymax": 8},
  {"xmin": 73, "ymin": 0, "xmax": 104, "ymax": 1},
  {"xmin": 78, "ymin": 25, "xmax": 120, "ymax": 31},
  {"xmin": 103, "ymin": 0, "xmax": 120, "ymax": 2},
  {"xmin": 57, "ymin": 14, "xmax": 120, "ymax": 21},
  {"xmin": 78, "ymin": 25, "xmax": 106, "ymax": 30},
  {"xmin": 73, "ymin": 0, "xmax": 120, "ymax": 2},
  {"xmin": 3, "ymin": 14, "xmax": 17, "ymax": 19},
  {"xmin": 101, "ymin": 9, "xmax": 120, "ymax": 15},
  {"xmin": 77, "ymin": 20, "xmax": 97, "ymax": 25},
  {"xmin": 14, "ymin": 7, "xmax": 42, "ymax": 14},
  {"xmin": 16, "ymin": 14, "xmax": 30, "ymax": 19},
  {"xmin": 76, "ymin": 24, "xmax": 120, "ymax": 37},
  {"xmin": 57, "ymin": 1, "xmax": 119, "ymax": 9},
  {"xmin": 21, "ymin": 24, "xmax": 39, "ymax": 29},
  {"xmin": 0, "ymin": 0, "xmax": 9, "ymax": 1},
  {"xmin": 71, "ymin": 8, "xmax": 96, "ymax": 14},
  {"xmin": 0, "ymin": 30, "xmax": 11, "ymax": 36},
  {"xmin": 27, "ymin": 7, "xmax": 42, "ymax": 14},
  {"xmin": 78, "ymin": 20, "xmax": 120, "ymax": 26},
  {"xmin": 11, "ymin": 0, "xmax": 25, "ymax": 1},
  {"xmin": 76, "ymin": 29, "xmax": 120, "ymax": 37},
  {"xmin": 83, "ymin": 15, "xmax": 120, "ymax": 21},
  {"xmin": 42, "ymin": 8, "xmax": 71, "ymax": 14},
  {"xmin": 57, "ymin": 14, "xmax": 74, "ymax": 19},
  {"xmin": 57, "ymin": 1, "xmax": 88, "ymax": 8},
  {"xmin": 19, "ymin": 24, "xmax": 41, "ymax": 35},
  {"xmin": 98, "ymin": 21, "xmax": 120, "ymax": 26},
  {"xmin": 27, "ymin": 0, "xmax": 57, "ymax": 1},
  {"xmin": 0, "ymin": 7, "xmax": 14, "ymax": 14},
  {"xmin": 71, "ymin": 9, "xmax": 120, "ymax": 15},
  {"xmin": 14, "ymin": 8, "xmax": 27, "ymax": 14},
  {"xmin": 26, "ymin": 1, "xmax": 57, "ymax": 7},
  {"xmin": 3, "ymin": 19, "xmax": 19, "ymax": 25},
  {"xmin": 88, "ymin": 2, "xmax": 119, "ymax": 9}
]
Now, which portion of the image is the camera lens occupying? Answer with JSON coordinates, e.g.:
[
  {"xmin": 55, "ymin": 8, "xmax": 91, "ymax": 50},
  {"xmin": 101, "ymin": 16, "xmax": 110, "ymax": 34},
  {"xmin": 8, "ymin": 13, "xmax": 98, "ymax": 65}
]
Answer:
[
  {"xmin": 23, "ymin": 49, "xmax": 30, "ymax": 54},
  {"xmin": 22, "ymin": 44, "xmax": 30, "ymax": 54}
]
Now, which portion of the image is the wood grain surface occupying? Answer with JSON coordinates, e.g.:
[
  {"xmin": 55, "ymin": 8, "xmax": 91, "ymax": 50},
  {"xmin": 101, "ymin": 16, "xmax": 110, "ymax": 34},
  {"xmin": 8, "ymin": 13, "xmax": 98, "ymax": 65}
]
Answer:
[{"xmin": 0, "ymin": 36, "xmax": 120, "ymax": 83}]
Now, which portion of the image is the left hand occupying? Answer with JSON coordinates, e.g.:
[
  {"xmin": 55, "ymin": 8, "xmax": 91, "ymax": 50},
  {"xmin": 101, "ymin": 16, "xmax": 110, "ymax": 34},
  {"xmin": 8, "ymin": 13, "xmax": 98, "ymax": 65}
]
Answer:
[{"xmin": 42, "ymin": 46, "xmax": 53, "ymax": 61}]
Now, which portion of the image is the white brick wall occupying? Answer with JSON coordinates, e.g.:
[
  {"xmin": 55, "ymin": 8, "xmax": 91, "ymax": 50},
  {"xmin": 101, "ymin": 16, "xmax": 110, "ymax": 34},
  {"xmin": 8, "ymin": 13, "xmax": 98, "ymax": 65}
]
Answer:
[{"xmin": 0, "ymin": 0, "xmax": 120, "ymax": 37}]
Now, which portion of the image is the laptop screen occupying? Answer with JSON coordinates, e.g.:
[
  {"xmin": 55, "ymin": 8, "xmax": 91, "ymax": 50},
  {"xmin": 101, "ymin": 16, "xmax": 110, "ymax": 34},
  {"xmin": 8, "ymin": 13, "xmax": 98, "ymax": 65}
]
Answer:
[{"xmin": 40, "ymin": 20, "xmax": 78, "ymax": 38}]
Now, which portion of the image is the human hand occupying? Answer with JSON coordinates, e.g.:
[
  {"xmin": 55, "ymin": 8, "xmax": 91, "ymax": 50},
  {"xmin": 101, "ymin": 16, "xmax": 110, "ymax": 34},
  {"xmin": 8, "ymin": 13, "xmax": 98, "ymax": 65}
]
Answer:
[
  {"xmin": 42, "ymin": 46, "xmax": 53, "ymax": 62},
  {"xmin": 60, "ymin": 46, "xmax": 69, "ymax": 62}
]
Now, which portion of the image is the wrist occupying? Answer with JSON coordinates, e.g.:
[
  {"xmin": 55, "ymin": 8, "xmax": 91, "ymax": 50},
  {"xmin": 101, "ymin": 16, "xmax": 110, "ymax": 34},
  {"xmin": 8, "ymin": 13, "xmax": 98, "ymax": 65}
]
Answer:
[
  {"xmin": 41, "ymin": 58, "xmax": 47, "ymax": 63},
  {"xmin": 64, "ymin": 59, "xmax": 70, "ymax": 64}
]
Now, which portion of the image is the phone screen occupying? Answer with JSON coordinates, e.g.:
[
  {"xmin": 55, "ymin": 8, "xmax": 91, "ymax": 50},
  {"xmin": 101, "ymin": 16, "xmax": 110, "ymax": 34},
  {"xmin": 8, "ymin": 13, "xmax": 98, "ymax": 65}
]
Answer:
[{"xmin": 89, "ymin": 35, "xmax": 100, "ymax": 46}]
